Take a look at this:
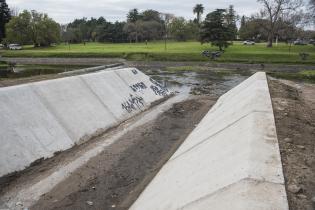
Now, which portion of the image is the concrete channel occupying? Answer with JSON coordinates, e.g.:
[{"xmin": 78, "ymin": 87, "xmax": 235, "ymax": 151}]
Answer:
[{"xmin": 0, "ymin": 68, "xmax": 289, "ymax": 209}]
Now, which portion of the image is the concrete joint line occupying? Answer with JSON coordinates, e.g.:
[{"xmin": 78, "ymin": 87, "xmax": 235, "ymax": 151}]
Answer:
[
  {"xmin": 170, "ymin": 110, "xmax": 269, "ymax": 162},
  {"xmin": 78, "ymin": 76, "xmax": 119, "ymax": 122},
  {"xmin": 29, "ymin": 84, "xmax": 75, "ymax": 142},
  {"xmin": 180, "ymin": 177, "xmax": 285, "ymax": 210}
]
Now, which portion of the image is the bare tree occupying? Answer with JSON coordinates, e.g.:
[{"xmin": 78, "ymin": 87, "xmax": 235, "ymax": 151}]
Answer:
[
  {"xmin": 160, "ymin": 13, "xmax": 174, "ymax": 50},
  {"xmin": 309, "ymin": 0, "xmax": 315, "ymax": 24},
  {"xmin": 257, "ymin": 0, "xmax": 303, "ymax": 47},
  {"xmin": 10, "ymin": 6, "xmax": 19, "ymax": 17}
]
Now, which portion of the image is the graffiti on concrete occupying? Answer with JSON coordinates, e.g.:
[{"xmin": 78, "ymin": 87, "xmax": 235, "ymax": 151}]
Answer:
[
  {"xmin": 131, "ymin": 69, "xmax": 138, "ymax": 75},
  {"xmin": 121, "ymin": 94, "xmax": 145, "ymax": 113},
  {"xmin": 130, "ymin": 82, "xmax": 147, "ymax": 92},
  {"xmin": 150, "ymin": 78, "xmax": 169, "ymax": 96}
]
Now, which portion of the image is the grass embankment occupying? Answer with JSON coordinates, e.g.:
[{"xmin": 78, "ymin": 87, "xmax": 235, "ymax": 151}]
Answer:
[
  {"xmin": 167, "ymin": 65, "xmax": 315, "ymax": 83},
  {"xmin": 1, "ymin": 41, "xmax": 314, "ymax": 64},
  {"xmin": 268, "ymin": 70, "xmax": 315, "ymax": 83}
]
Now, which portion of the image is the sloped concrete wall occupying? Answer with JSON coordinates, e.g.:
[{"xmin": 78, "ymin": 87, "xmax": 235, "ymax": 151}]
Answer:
[
  {"xmin": 0, "ymin": 68, "xmax": 168, "ymax": 178},
  {"xmin": 129, "ymin": 72, "xmax": 288, "ymax": 210}
]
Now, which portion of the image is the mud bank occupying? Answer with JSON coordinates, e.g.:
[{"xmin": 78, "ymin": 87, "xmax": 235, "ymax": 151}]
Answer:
[
  {"xmin": 269, "ymin": 78, "xmax": 315, "ymax": 210},
  {"xmin": 28, "ymin": 96, "xmax": 214, "ymax": 210}
]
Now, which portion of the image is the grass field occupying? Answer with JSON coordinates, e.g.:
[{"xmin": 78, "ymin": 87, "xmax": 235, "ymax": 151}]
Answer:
[{"xmin": 1, "ymin": 41, "xmax": 314, "ymax": 64}]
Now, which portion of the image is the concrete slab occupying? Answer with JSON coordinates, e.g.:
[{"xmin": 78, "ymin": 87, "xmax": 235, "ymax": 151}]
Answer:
[
  {"xmin": 0, "ymin": 68, "xmax": 168, "ymax": 179},
  {"xmin": 0, "ymin": 86, "xmax": 73, "ymax": 178},
  {"xmin": 129, "ymin": 72, "xmax": 288, "ymax": 210},
  {"xmin": 32, "ymin": 76, "xmax": 117, "ymax": 144}
]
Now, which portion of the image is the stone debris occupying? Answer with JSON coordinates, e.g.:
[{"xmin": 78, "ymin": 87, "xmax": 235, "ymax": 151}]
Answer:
[
  {"xmin": 296, "ymin": 145, "xmax": 306, "ymax": 150},
  {"xmin": 86, "ymin": 201, "xmax": 94, "ymax": 206},
  {"xmin": 288, "ymin": 184, "xmax": 302, "ymax": 194},
  {"xmin": 297, "ymin": 194, "xmax": 307, "ymax": 199},
  {"xmin": 15, "ymin": 202, "xmax": 23, "ymax": 207},
  {"xmin": 284, "ymin": 138, "xmax": 293, "ymax": 143}
]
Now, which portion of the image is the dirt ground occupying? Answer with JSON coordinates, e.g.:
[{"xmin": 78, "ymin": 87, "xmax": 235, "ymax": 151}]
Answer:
[
  {"xmin": 269, "ymin": 78, "xmax": 315, "ymax": 210},
  {"xmin": 29, "ymin": 96, "xmax": 214, "ymax": 210}
]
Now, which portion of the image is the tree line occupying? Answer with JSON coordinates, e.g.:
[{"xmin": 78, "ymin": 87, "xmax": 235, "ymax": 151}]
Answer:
[
  {"xmin": 63, "ymin": 8, "xmax": 201, "ymax": 43},
  {"xmin": 0, "ymin": 0, "xmax": 314, "ymax": 49}
]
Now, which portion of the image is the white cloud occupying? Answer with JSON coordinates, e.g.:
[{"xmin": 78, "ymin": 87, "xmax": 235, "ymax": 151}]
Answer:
[{"xmin": 6, "ymin": 0, "xmax": 263, "ymax": 23}]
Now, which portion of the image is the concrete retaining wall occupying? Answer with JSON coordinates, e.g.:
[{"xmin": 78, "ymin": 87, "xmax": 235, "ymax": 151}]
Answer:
[
  {"xmin": 0, "ymin": 68, "xmax": 169, "ymax": 178},
  {"xmin": 130, "ymin": 72, "xmax": 288, "ymax": 210}
]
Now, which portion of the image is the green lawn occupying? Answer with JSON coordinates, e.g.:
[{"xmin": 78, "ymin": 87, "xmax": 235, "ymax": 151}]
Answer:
[{"xmin": 1, "ymin": 41, "xmax": 314, "ymax": 64}]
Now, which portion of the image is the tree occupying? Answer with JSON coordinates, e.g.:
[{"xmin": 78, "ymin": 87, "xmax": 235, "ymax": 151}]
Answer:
[
  {"xmin": 36, "ymin": 14, "xmax": 61, "ymax": 46},
  {"xmin": 169, "ymin": 17, "xmax": 199, "ymax": 41},
  {"xmin": 169, "ymin": 17, "xmax": 187, "ymax": 41},
  {"xmin": 200, "ymin": 9, "xmax": 233, "ymax": 51},
  {"xmin": 257, "ymin": 0, "xmax": 303, "ymax": 47},
  {"xmin": 6, "ymin": 10, "xmax": 60, "ymax": 46},
  {"xmin": 160, "ymin": 13, "xmax": 174, "ymax": 50},
  {"xmin": 64, "ymin": 17, "xmax": 129, "ymax": 44},
  {"xmin": 10, "ymin": 6, "xmax": 19, "ymax": 17},
  {"xmin": 5, "ymin": 10, "xmax": 30, "ymax": 44},
  {"xmin": 124, "ymin": 9, "xmax": 165, "ymax": 43},
  {"xmin": 123, "ymin": 21, "xmax": 142, "ymax": 42},
  {"xmin": 141, "ymin": 10, "xmax": 161, "ymax": 22},
  {"xmin": 193, "ymin": 4, "xmax": 204, "ymax": 25},
  {"xmin": 127, "ymin": 9, "xmax": 140, "ymax": 23},
  {"xmin": 309, "ymin": 0, "xmax": 315, "ymax": 24},
  {"xmin": 97, "ymin": 21, "xmax": 128, "ymax": 43},
  {"xmin": 239, "ymin": 15, "xmax": 247, "ymax": 39},
  {"xmin": 239, "ymin": 16, "xmax": 269, "ymax": 41},
  {"xmin": 225, "ymin": 5, "xmax": 238, "ymax": 40},
  {"xmin": 0, "ymin": 0, "xmax": 11, "ymax": 41},
  {"xmin": 310, "ymin": 0, "xmax": 315, "ymax": 11}
]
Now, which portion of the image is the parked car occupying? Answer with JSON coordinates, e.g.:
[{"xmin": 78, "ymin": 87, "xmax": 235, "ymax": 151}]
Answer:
[
  {"xmin": 8, "ymin": 44, "xmax": 22, "ymax": 50},
  {"xmin": 293, "ymin": 39, "xmax": 307, "ymax": 45},
  {"xmin": 309, "ymin": 39, "xmax": 315, "ymax": 45},
  {"xmin": 0, "ymin": 44, "xmax": 4, "ymax": 49},
  {"xmin": 243, "ymin": 40, "xmax": 255, "ymax": 45}
]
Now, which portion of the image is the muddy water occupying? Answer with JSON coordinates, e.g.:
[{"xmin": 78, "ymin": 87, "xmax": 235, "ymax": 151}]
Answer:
[
  {"xmin": 0, "ymin": 62, "xmax": 253, "ymax": 97},
  {"xmin": 0, "ymin": 63, "xmax": 96, "ymax": 79},
  {"xmin": 142, "ymin": 68, "xmax": 253, "ymax": 98}
]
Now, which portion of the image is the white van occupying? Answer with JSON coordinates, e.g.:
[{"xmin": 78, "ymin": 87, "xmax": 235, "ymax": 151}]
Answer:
[{"xmin": 8, "ymin": 44, "xmax": 22, "ymax": 50}]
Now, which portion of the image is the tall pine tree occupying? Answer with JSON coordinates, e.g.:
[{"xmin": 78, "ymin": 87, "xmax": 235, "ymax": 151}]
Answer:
[
  {"xmin": 225, "ymin": 5, "xmax": 237, "ymax": 40},
  {"xmin": 0, "ymin": 0, "xmax": 11, "ymax": 41},
  {"xmin": 200, "ymin": 9, "xmax": 232, "ymax": 51},
  {"xmin": 239, "ymin": 15, "xmax": 247, "ymax": 40}
]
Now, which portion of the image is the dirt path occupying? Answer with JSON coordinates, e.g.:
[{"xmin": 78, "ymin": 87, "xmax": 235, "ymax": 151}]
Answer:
[
  {"xmin": 27, "ymin": 96, "xmax": 214, "ymax": 210},
  {"xmin": 269, "ymin": 78, "xmax": 315, "ymax": 210}
]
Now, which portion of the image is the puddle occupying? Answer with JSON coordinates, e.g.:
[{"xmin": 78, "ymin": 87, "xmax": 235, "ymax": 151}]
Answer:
[{"xmin": 0, "ymin": 62, "xmax": 96, "ymax": 79}]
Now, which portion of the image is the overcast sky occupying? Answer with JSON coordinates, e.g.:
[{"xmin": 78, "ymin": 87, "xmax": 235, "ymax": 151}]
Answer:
[{"xmin": 5, "ymin": 0, "xmax": 270, "ymax": 24}]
